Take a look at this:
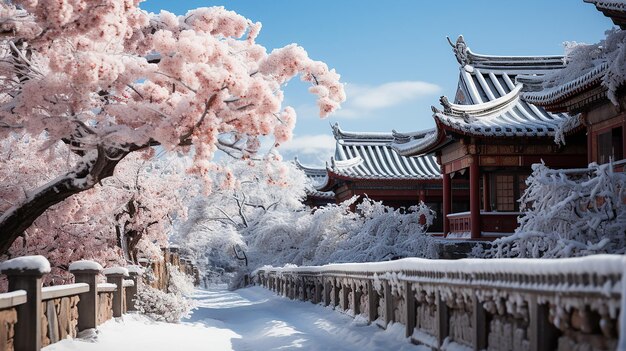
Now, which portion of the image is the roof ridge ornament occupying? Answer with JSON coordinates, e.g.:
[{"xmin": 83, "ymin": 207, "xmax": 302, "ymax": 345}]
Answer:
[
  {"xmin": 447, "ymin": 35, "xmax": 472, "ymax": 67},
  {"xmin": 439, "ymin": 96, "xmax": 452, "ymax": 113},
  {"xmin": 330, "ymin": 122, "xmax": 342, "ymax": 140}
]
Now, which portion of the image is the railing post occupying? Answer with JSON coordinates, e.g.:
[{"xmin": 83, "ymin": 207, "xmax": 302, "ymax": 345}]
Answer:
[
  {"xmin": 314, "ymin": 279, "xmax": 322, "ymax": 304},
  {"xmin": 367, "ymin": 280, "xmax": 378, "ymax": 323},
  {"xmin": 472, "ymin": 294, "xmax": 487, "ymax": 350},
  {"xmin": 127, "ymin": 265, "xmax": 142, "ymax": 311},
  {"xmin": 0, "ymin": 255, "xmax": 50, "ymax": 351},
  {"xmin": 104, "ymin": 267, "xmax": 129, "ymax": 318},
  {"xmin": 436, "ymin": 290, "xmax": 449, "ymax": 348},
  {"xmin": 333, "ymin": 278, "xmax": 340, "ymax": 308},
  {"xmin": 341, "ymin": 282, "xmax": 349, "ymax": 311},
  {"xmin": 300, "ymin": 277, "xmax": 306, "ymax": 301},
  {"xmin": 69, "ymin": 260, "xmax": 103, "ymax": 331},
  {"xmin": 352, "ymin": 282, "xmax": 361, "ymax": 315},
  {"xmin": 529, "ymin": 295, "xmax": 558, "ymax": 351},
  {"xmin": 384, "ymin": 280, "xmax": 394, "ymax": 327},
  {"xmin": 324, "ymin": 278, "xmax": 331, "ymax": 307},
  {"xmin": 405, "ymin": 281, "xmax": 415, "ymax": 338}
]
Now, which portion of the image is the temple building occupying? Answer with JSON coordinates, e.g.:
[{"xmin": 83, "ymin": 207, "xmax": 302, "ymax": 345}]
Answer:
[
  {"xmin": 295, "ymin": 163, "xmax": 336, "ymax": 208},
  {"xmin": 522, "ymin": 0, "xmax": 626, "ymax": 169},
  {"xmin": 391, "ymin": 37, "xmax": 588, "ymax": 239},
  {"xmin": 295, "ymin": 123, "xmax": 470, "ymax": 233}
]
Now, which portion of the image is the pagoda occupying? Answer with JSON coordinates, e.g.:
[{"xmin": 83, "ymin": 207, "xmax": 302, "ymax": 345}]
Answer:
[{"xmin": 391, "ymin": 36, "xmax": 588, "ymax": 239}]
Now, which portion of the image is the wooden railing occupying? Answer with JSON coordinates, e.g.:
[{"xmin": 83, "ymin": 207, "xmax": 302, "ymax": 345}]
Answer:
[
  {"xmin": 447, "ymin": 211, "xmax": 522, "ymax": 238},
  {"xmin": 254, "ymin": 255, "xmax": 626, "ymax": 351}
]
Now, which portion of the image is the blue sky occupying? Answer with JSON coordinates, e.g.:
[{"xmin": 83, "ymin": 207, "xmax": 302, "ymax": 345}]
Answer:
[{"xmin": 142, "ymin": 0, "xmax": 614, "ymax": 165}]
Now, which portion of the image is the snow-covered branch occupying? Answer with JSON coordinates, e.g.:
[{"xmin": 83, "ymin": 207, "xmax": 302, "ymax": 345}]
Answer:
[{"xmin": 484, "ymin": 161, "xmax": 626, "ymax": 258}]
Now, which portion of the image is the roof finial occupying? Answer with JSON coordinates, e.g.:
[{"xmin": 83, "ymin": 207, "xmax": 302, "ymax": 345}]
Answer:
[
  {"xmin": 439, "ymin": 96, "xmax": 452, "ymax": 113},
  {"xmin": 330, "ymin": 122, "xmax": 342, "ymax": 140},
  {"xmin": 447, "ymin": 35, "xmax": 471, "ymax": 67}
]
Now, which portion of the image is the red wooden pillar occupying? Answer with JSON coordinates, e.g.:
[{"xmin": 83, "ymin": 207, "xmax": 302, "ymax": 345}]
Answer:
[
  {"xmin": 482, "ymin": 173, "xmax": 491, "ymax": 212},
  {"xmin": 470, "ymin": 156, "xmax": 481, "ymax": 239},
  {"xmin": 443, "ymin": 173, "xmax": 451, "ymax": 235},
  {"xmin": 585, "ymin": 120, "xmax": 588, "ymax": 163},
  {"xmin": 418, "ymin": 189, "xmax": 426, "ymax": 225}
]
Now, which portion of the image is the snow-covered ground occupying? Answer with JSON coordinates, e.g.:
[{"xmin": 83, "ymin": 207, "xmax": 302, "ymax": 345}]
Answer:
[{"xmin": 44, "ymin": 285, "xmax": 423, "ymax": 351}]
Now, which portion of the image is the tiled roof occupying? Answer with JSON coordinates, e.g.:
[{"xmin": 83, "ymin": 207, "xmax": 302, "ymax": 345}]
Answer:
[
  {"xmin": 584, "ymin": 0, "xmax": 626, "ymax": 28},
  {"xmin": 392, "ymin": 36, "xmax": 579, "ymax": 156},
  {"xmin": 293, "ymin": 157, "xmax": 331, "ymax": 191},
  {"xmin": 329, "ymin": 124, "xmax": 441, "ymax": 180},
  {"xmin": 521, "ymin": 62, "xmax": 608, "ymax": 107}
]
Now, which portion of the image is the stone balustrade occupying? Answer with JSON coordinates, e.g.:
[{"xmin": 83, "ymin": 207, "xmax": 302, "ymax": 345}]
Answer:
[
  {"xmin": 254, "ymin": 255, "xmax": 626, "ymax": 351},
  {"xmin": 0, "ymin": 257, "xmax": 143, "ymax": 351},
  {"xmin": 0, "ymin": 248, "xmax": 198, "ymax": 351}
]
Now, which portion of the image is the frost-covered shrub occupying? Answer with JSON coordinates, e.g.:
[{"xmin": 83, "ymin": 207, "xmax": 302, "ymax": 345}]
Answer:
[
  {"xmin": 325, "ymin": 200, "xmax": 438, "ymax": 263},
  {"xmin": 484, "ymin": 162, "xmax": 626, "ymax": 258},
  {"xmin": 167, "ymin": 264, "xmax": 195, "ymax": 296},
  {"xmin": 247, "ymin": 197, "xmax": 438, "ymax": 266},
  {"xmin": 135, "ymin": 265, "xmax": 195, "ymax": 323},
  {"xmin": 135, "ymin": 285, "xmax": 193, "ymax": 323}
]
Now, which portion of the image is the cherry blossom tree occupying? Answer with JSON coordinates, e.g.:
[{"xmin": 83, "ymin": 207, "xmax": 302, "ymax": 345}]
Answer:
[
  {"xmin": 0, "ymin": 1, "xmax": 345, "ymax": 254},
  {"xmin": 1, "ymin": 132, "xmax": 196, "ymax": 285}
]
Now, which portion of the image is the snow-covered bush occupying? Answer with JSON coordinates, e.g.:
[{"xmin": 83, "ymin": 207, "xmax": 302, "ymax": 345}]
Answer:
[
  {"xmin": 135, "ymin": 265, "xmax": 195, "ymax": 323},
  {"xmin": 246, "ymin": 197, "xmax": 438, "ymax": 266},
  {"xmin": 167, "ymin": 264, "xmax": 196, "ymax": 296},
  {"xmin": 135, "ymin": 285, "xmax": 193, "ymax": 323},
  {"xmin": 178, "ymin": 160, "xmax": 439, "ymax": 278},
  {"xmin": 484, "ymin": 162, "xmax": 626, "ymax": 258},
  {"xmin": 325, "ymin": 200, "xmax": 437, "ymax": 263}
]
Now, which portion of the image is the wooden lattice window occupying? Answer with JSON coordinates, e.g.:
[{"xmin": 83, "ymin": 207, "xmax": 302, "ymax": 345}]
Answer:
[
  {"xmin": 495, "ymin": 175, "xmax": 514, "ymax": 211},
  {"xmin": 597, "ymin": 127, "xmax": 623, "ymax": 164}
]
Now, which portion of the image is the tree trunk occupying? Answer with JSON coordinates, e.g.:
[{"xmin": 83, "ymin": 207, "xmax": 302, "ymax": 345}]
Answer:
[{"xmin": 0, "ymin": 147, "xmax": 129, "ymax": 254}]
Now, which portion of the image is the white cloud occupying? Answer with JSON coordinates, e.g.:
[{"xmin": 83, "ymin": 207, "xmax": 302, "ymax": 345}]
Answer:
[
  {"xmin": 279, "ymin": 134, "xmax": 335, "ymax": 155},
  {"xmin": 333, "ymin": 81, "xmax": 441, "ymax": 118},
  {"xmin": 277, "ymin": 134, "xmax": 336, "ymax": 165}
]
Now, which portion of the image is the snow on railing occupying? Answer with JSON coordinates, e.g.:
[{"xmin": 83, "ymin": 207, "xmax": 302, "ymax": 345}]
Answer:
[
  {"xmin": 255, "ymin": 255, "xmax": 626, "ymax": 351},
  {"xmin": 0, "ymin": 256, "xmax": 144, "ymax": 351}
]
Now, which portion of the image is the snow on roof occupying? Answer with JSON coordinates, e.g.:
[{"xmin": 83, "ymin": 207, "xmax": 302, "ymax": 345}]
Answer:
[
  {"xmin": 448, "ymin": 35, "xmax": 565, "ymax": 73},
  {"xmin": 521, "ymin": 62, "xmax": 608, "ymax": 107},
  {"xmin": 329, "ymin": 123, "xmax": 441, "ymax": 180},
  {"xmin": 103, "ymin": 267, "xmax": 129, "ymax": 276},
  {"xmin": 391, "ymin": 37, "xmax": 578, "ymax": 157},
  {"xmin": 68, "ymin": 260, "xmax": 103, "ymax": 272},
  {"xmin": 521, "ymin": 26, "xmax": 626, "ymax": 109},
  {"xmin": 434, "ymin": 37, "xmax": 578, "ymax": 140},
  {"xmin": 0, "ymin": 255, "xmax": 51, "ymax": 274},
  {"xmin": 294, "ymin": 157, "xmax": 331, "ymax": 191},
  {"xmin": 432, "ymin": 81, "xmax": 575, "ymax": 138},
  {"xmin": 585, "ymin": 0, "xmax": 626, "ymax": 28}
]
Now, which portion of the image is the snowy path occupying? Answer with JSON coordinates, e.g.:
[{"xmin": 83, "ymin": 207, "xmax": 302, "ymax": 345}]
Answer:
[{"xmin": 45, "ymin": 285, "xmax": 423, "ymax": 351}]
